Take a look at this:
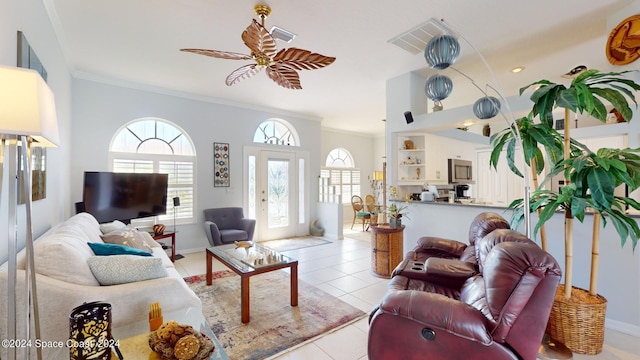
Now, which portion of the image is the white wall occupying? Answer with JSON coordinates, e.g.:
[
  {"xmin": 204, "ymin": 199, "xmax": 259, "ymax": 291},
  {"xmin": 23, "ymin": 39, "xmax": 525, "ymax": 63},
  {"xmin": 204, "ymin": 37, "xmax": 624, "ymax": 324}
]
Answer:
[
  {"xmin": 0, "ymin": 0, "xmax": 72, "ymax": 264},
  {"xmin": 71, "ymin": 78, "xmax": 323, "ymax": 251}
]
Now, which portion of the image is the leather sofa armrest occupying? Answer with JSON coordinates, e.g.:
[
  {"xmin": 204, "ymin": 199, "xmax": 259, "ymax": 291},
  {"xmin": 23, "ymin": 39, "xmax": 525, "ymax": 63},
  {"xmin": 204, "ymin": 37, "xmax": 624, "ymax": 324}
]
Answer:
[
  {"xmin": 422, "ymin": 258, "xmax": 476, "ymax": 288},
  {"xmin": 204, "ymin": 221, "xmax": 222, "ymax": 246},
  {"xmin": 241, "ymin": 218, "xmax": 256, "ymax": 241},
  {"xmin": 414, "ymin": 236, "xmax": 468, "ymax": 257},
  {"xmin": 378, "ymin": 290, "xmax": 492, "ymax": 344}
]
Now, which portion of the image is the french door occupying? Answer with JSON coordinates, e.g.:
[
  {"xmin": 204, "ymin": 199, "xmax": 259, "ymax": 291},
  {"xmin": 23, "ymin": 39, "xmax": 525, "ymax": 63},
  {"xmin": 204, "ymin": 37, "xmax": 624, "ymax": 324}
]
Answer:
[{"xmin": 245, "ymin": 147, "xmax": 308, "ymax": 241}]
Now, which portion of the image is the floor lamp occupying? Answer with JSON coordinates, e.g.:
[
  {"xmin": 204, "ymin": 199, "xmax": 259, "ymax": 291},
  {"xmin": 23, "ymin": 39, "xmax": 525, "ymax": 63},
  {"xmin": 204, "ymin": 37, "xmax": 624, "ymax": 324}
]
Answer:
[
  {"xmin": 0, "ymin": 65, "xmax": 60, "ymax": 360},
  {"xmin": 173, "ymin": 196, "xmax": 180, "ymax": 233}
]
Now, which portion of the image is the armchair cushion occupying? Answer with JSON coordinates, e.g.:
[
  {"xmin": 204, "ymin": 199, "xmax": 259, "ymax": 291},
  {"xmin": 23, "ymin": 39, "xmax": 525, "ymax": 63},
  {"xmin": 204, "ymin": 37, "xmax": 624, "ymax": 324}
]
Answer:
[{"xmin": 203, "ymin": 207, "xmax": 256, "ymax": 246}]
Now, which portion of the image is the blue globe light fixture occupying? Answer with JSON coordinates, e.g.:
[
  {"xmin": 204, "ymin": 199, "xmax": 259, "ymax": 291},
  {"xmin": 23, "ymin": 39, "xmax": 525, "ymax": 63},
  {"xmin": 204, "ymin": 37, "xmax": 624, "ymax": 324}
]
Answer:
[
  {"xmin": 473, "ymin": 96, "xmax": 501, "ymax": 119},
  {"xmin": 424, "ymin": 74, "xmax": 453, "ymax": 102},
  {"xmin": 424, "ymin": 34, "xmax": 460, "ymax": 70}
]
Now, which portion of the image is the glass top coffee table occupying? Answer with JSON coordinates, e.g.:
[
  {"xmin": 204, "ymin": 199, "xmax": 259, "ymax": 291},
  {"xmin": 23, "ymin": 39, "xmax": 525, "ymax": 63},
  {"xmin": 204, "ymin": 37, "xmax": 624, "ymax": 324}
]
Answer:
[{"xmin": 206, "ymin": 243, "xmax": 298, "ymax": 323}]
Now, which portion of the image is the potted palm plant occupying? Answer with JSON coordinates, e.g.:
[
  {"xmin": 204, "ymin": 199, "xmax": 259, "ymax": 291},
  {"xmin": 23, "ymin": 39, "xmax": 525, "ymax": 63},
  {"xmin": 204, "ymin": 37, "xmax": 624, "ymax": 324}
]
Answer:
[{"xmin": 492, "ymin": 69, "xmax": 640, "ymax": 354}]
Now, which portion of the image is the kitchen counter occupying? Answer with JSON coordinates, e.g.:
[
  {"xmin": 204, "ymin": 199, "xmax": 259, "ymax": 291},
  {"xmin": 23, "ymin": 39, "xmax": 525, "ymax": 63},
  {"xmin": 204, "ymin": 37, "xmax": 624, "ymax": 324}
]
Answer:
[{"xmin": 391, "ymin": 199, "xmax": 508, "ymax": 209}]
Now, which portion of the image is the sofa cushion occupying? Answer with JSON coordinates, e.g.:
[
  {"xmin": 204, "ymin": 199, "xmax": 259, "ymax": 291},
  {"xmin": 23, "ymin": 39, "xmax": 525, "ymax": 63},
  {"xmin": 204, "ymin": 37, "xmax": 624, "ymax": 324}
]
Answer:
[
  {"xmin": 34, "ymin": 235, "xmax": 99, "ymax": 286},
  {"xmin": 99, "ymin": 220, "xmax": 127, "ymax": 234},
  {"xmin": 100, "ymin": 228, "xmax": 156, "ymax": 252},
  {"xmin": 88, "ymin": 242, "xmax": 152, "ymax": 257},
  {"xmin": 87, "ymin": 255, "xmax": 168, "ymax": 286},
  {"xmin": 65, "ymin": 212, "xmax": 104, "ymax": 244}
]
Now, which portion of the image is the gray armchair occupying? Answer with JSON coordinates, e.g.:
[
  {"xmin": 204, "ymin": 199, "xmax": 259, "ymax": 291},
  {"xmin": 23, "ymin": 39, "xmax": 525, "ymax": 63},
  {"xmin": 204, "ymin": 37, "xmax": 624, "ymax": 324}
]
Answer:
[{"xmin": 203, "ymin": 207, "xmax": 256, "ymax": 246}]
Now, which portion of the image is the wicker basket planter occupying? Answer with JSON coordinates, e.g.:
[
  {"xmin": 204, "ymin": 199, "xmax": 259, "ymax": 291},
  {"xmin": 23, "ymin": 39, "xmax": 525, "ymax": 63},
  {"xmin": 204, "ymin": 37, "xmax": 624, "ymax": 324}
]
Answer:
[{"xmin": 546, "ymin": 284, "xmax": 607, "ymax": 355}]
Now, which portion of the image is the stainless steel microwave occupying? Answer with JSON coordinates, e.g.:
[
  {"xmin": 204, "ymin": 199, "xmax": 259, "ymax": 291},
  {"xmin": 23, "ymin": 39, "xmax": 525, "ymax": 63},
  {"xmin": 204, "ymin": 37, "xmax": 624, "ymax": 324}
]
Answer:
[{"xmin": 448, "ymin": 159, "xmax": 474, "ymax": 183}]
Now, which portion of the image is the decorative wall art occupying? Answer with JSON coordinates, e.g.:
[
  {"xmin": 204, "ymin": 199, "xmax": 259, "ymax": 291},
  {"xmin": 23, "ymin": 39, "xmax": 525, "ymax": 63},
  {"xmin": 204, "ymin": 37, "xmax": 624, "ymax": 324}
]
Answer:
[
  {"xmin": 214, "ymin": 142, "xmax": 230, "ymax": 187},
  {"xmin": 606, "ymin": 14, "xmax": 640, "ymax": 65},
  {"xmin": 17, "ymin": 31, "xmax": 48, "ymax": 203}
]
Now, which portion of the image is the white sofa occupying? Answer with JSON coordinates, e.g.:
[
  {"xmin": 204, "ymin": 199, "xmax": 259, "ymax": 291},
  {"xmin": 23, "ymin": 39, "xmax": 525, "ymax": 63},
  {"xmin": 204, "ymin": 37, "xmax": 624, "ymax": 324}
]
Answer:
[{"xmin": 0, "ymin": 213, "xmax": 201, "ymax": 358}]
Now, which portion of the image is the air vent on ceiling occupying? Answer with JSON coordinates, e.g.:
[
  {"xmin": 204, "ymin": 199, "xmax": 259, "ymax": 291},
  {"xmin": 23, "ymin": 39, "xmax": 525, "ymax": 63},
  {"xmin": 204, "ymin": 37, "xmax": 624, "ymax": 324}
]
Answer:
[
  {"xmin": 270, "ymin": 25, "xmax": 297, "ymax": 43},
  {"xmin": 388, "ymin": 19, "xmax": 448, "ymax": 55}
]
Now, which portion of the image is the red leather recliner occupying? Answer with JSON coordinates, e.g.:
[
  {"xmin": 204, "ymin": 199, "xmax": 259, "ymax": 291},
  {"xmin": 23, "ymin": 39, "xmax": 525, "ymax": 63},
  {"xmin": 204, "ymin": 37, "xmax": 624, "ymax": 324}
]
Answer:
[
  {"xmin": 391, "ymin": 212, "xmax": 511, "ymax": 288},
  {"xmin": 368, "ymin": 229, "xmax": 562, "ymax": 360}
]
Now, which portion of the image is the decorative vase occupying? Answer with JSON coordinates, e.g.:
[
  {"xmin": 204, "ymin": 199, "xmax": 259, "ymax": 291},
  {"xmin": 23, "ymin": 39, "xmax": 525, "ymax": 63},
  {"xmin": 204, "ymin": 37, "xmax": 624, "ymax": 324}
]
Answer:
[
  {"xmin": 389, "ymin": 218, "xmax": 401, "ymax": 229},
  {"xmin": 482, "ymin": 124, "xmax": 491, "ymax": 137},
  {"xmin": 69, "ymin": 302, "xmax": 112, "ymax": 360}
]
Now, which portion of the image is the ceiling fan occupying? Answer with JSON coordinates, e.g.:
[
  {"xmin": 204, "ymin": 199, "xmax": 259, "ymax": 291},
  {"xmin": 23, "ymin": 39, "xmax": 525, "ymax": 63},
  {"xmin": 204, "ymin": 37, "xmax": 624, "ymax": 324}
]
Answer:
[{"xmin": 180, "ymin": 4, "xmax": 336, "ymax": 90}]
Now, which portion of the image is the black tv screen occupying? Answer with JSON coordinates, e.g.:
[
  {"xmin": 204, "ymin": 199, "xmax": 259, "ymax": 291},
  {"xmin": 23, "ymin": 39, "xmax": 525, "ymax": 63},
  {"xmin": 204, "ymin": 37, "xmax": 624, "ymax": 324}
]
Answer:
[{"xmin": 83, "ymin": 172, "xmax": 168, "ymax": 224}]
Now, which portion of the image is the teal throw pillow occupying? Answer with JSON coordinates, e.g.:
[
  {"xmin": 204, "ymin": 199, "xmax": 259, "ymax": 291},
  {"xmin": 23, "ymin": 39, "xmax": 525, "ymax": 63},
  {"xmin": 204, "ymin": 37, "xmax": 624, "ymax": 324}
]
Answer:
[{"xmin": 88, "ymin": 242, "xmax": 152, "ymax": 257}]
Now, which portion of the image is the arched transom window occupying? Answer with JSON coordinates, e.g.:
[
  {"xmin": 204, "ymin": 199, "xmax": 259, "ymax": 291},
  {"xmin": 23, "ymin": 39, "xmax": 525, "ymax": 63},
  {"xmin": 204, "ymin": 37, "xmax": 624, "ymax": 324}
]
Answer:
[
  {"xmin": 109, "ymin": 118, "xmax": 196, "ymax": 223},
  {"xmin": 253, "ymin": 119, "xmax": 300, "ymax": 146},
  {"xmin": 321, "ymin": 148, "xmax": 360, "ymax": 204}
]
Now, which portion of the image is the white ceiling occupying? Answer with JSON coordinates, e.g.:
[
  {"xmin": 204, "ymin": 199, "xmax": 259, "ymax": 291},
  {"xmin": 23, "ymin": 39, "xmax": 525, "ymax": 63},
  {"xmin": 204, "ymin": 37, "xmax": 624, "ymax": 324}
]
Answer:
[{"xmin": 46, "ymin": 0, "xmax": 632, "ymax": 136}]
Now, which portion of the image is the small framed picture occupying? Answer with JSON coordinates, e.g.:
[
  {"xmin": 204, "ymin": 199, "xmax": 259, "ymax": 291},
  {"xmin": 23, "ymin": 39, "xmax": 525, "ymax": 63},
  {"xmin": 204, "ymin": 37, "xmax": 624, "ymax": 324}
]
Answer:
[
  {"xmin": 555, "ymin": 119, "xmax": 564, "ymax": 130},
  {"xmin": 213, "ymin": 142, "xmax": 229, "ymax": 187}
]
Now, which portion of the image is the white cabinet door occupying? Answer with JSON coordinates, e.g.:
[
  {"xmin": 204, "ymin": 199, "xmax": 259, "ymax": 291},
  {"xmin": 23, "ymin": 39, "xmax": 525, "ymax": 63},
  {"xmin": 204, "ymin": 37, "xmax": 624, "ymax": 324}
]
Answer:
[
  {"xmin": 476, "ymin": 151, "xmax": 493, "ymax": 203},
  {"xmin": 476, "ymin": 149, "xmax": 512, "ymax": 206},
  {"xmin": 424, "ymin": 134, "xmax": 447, "ymax": 183}
]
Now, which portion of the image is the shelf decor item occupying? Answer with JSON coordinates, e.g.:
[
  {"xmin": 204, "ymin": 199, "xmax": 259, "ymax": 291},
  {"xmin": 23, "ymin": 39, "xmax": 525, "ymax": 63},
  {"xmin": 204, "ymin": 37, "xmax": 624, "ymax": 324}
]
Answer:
[{"xmin": 213, "ymin": 142, "xmax": 230, "ymax": 187}]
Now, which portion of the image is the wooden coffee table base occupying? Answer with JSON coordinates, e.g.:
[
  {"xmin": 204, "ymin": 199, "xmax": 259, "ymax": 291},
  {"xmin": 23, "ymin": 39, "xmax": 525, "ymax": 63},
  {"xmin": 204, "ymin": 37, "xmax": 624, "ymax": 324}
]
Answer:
[{"xmin": 206, "ymin": 248, "xmax": 298, "ymax": 323}]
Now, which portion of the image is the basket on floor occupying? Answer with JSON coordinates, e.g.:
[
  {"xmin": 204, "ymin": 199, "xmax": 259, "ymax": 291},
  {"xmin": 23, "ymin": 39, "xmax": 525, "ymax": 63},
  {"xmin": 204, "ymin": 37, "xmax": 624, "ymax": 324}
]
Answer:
[{"xmin": 546, "ymin": 285, "xmax": 607, "ymax": 355}]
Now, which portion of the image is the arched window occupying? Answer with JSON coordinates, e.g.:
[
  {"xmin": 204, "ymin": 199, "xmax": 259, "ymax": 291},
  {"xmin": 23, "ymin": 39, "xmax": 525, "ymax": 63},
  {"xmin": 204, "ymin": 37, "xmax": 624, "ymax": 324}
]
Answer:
[
  {"xmin": 325, "ymin": 148, "xmax": 354, "ymax": 167},
  {"xmin": 109, "ymin": 118, "xmax": 196, "ymax": 224},
  {"xmin": 321, "ymin": 148, "xmax": 360, "ymax": 204},
  {"xmin": 253, "ymin": 119, "xmax": 300, "ymax": 146}
]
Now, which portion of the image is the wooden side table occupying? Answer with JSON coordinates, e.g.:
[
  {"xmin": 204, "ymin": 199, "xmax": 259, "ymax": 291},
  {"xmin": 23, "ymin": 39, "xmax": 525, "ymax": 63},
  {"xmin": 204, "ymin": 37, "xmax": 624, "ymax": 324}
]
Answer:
[
  {"xmin": 370, "ymin": 224, "xmax": 404, "ymax": 278},
  {"xmin": 153, "ymin": 232, "xmax": 176, "ymax": 262}
]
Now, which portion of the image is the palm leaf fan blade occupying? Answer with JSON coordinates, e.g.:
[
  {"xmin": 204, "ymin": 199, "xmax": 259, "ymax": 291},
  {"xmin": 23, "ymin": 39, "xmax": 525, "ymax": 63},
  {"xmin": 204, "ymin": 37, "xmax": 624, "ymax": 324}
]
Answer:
[
  {"xmin": 273, "ymin": 48, "xmax": 336, "ymax": 70},
  {"xmin": 242, "ymin": 19, "xmax": 277, "ymax": 59},
  {"xmin": 226, "ymin": 64, "xmax": 261, "ymax": 86},
  {"xmin": 267, "ymin": 64, "xmax": 301, "ymax": 89},
  {"xmin": 180, "ymin": 49, "xmax": 252, "ymax": 60}
]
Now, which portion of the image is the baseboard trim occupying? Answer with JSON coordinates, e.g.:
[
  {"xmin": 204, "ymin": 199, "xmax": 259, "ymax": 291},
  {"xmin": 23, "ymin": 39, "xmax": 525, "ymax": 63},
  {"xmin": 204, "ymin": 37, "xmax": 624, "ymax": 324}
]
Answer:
[{"xmin": 606, "ymin": 318, "xmax": 640, "ymax": 337}]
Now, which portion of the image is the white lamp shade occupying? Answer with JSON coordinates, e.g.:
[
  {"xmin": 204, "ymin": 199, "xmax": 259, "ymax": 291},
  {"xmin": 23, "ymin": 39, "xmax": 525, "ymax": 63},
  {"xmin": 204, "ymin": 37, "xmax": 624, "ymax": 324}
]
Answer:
[{"xmin": 0, "ymin": 65, "xmax": 59, "ymax": 147}]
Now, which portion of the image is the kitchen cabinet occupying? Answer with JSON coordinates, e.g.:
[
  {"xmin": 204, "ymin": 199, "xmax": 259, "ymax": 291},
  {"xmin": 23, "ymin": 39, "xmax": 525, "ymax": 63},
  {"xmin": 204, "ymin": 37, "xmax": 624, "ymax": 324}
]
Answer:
[
  {"xmin": 476, "ymin": 149, "xmax": 523, "ymax": 206},
  {"xmin": 476, "ymin": 150, "xmax": 507, "ymax": 206},
  {"xmin": 424, "ymin": 134, "xmax": 447, "ymax": 183}
]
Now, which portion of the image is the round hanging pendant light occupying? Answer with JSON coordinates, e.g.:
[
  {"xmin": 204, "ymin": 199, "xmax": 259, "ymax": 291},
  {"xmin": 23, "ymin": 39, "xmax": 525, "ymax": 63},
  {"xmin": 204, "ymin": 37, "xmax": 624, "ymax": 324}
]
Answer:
[
  {"xmin": 424, "ymin": 74, "xmax": 453, "ymax": 102},
  {"xmin": 424, "ymin": 34, "xmax": 460, "ymax": 70},
  {"xmin": 473, "ymin": 96, "xmax": 501, "ymax": 119}
]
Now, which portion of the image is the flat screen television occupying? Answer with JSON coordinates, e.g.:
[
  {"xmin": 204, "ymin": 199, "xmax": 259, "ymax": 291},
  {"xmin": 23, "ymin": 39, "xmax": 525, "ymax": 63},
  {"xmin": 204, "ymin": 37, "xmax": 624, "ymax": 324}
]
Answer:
[{"xmin": 82, "ymin": 171, "xmax": 168, "ymax": 224}]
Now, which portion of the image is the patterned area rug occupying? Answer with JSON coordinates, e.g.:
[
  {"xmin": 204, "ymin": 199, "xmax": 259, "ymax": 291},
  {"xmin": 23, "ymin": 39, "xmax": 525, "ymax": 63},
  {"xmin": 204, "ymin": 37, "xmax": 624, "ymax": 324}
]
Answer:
[
  {"xmin": 257, "ymin": 236, "xmax": 331, "ymax": 252},
  {"xmin": 185, "ymin": 270, "xmax": 366, "ymax": 360}
]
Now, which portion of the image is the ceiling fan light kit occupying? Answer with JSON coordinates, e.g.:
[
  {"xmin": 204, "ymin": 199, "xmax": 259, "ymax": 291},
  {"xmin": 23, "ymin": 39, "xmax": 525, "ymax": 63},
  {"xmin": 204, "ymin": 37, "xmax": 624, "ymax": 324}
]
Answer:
[{"xmin": 180, "ymin": 4, "xmax": 335, "ymax": 89}]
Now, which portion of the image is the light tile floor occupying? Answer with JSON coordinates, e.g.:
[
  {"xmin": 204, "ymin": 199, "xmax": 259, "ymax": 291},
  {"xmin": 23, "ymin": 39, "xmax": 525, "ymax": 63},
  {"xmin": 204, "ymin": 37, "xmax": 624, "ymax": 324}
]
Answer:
[{"xmin": 174, "ymin": 227, "xmax": 640, "ymax": 360}]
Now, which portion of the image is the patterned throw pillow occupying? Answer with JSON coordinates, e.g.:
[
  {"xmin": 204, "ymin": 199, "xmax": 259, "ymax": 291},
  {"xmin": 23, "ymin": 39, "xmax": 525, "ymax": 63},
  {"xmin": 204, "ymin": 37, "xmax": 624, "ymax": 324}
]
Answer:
[
  {"xmin": 88, "ymin": 242, "xmax": 152, "ymax": 257},
  {"xmin": 87, "ymin": 255, "xmax": 168, "ymax": 286},
  {"xmin": 100, "ymin": 228, "xmax": 155, "ymax": 252}
]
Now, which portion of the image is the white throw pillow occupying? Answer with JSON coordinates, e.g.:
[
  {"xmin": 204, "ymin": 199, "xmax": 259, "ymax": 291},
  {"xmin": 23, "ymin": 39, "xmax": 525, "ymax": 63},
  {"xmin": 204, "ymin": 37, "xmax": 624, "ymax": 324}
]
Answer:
[
  {"xmin": 99, "ymin": 220, "xmax": 127, "ymax": 234},
  {"xmin": 87, "ymin": 255, "xmax": 168, "ymax": 286}
]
